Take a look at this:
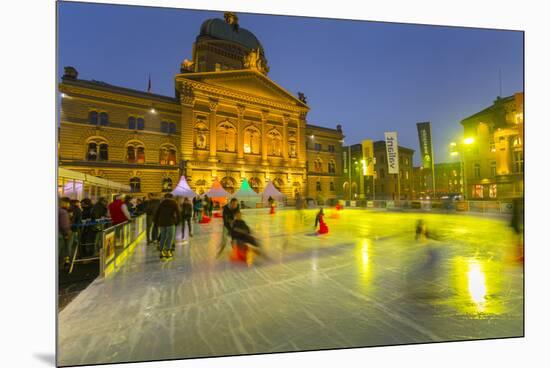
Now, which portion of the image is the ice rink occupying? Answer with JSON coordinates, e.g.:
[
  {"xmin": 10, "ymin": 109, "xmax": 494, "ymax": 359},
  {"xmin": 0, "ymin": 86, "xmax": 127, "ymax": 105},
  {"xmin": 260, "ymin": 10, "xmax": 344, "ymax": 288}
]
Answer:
[{"xmin": 58, "ymin": 208, "xmax": 523, "ymax": 366}]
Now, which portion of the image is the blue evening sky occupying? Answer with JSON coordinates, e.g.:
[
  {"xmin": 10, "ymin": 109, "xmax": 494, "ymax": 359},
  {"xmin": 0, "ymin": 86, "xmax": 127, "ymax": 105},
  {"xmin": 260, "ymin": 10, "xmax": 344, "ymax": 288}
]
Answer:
[{"xmin": 57, "ymin": 2, "xmax": 523, "ymax": 165}]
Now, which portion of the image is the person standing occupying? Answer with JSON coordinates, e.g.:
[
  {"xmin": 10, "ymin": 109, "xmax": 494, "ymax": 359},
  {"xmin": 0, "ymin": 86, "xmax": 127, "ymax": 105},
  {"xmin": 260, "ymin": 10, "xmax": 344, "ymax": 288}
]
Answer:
[
  {"xmin": 108, "ymin": 194, "xmax": 131, "ymax": 226},
  {"xmin": 208, "ymin": 196, "xmax": 214, "ymax": 217},
  {"xmin": 154, "ymin": 193, "xmax": 180, "ymax": 261},
  {"xmin": 144, "ymin": 193, "xmax": 161, "ymax": 245},
  {"xmin": 181, "ymin": 197, "xmax": 193, "ymax": 240},
  {"xmin": 59, "ymin": 197, "xmax": 73, "ymax": 269},
  {"xmin": 217, "ymin": 198, "xmax": 239, "ymax": 257},
  {"xmin": 194, "ymin": 196, "xmax": 203, "ymax": 223}
]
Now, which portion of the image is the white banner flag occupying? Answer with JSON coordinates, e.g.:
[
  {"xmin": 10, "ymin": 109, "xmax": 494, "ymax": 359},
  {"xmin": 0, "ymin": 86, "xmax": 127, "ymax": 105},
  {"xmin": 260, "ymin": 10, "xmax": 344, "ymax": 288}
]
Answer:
[{"xmin": 384, "ymin": 132, "xmax": 399, "ymax": 174}]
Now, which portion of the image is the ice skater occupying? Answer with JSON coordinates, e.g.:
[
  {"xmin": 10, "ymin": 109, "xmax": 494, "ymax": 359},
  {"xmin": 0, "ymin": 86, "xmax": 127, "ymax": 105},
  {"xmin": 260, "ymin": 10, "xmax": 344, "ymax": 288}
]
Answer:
[
  {"xmin": 230, "ymin": 210, "xmax": 265, "ymax": 265},
  {"xmin": 314, "ymin": 208, "xmax": 329, "ymax": 234},
  {"xmin": 216, "ymin": 198, "xmax": 239, "ymax": 258}
]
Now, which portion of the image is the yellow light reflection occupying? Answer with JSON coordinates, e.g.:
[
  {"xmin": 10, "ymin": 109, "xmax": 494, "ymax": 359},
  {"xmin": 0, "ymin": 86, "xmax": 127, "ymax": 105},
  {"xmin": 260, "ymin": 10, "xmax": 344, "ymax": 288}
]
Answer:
[
  {"xmin": 356, "ymin": 239, "xmax": 373, "ymax": 290},
  {"xmin": 452, "ymin": 257, "xmax": 503, "ymax": 316},
  {"xmin": 467, "ymin": 261, "xmax": 487, "ymax": 308}
]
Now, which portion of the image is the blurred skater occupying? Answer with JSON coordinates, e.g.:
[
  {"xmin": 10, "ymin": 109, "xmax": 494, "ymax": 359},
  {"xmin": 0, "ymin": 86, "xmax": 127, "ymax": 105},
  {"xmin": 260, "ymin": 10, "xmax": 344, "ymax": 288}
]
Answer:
[
  {"xmin": 314, "ymin": 208, "xmax": 329, "ymax": 234},
  {"xmin": 181, "ymin": 197, "xmax": 193, "ymax": 241},
  {"xmin": 415, "ymin": 219, "xmax": 430, "ymax": 242},
  {"xmin": 229, "ymin": 210, "xmax": 263, "ymax": 264},
  {"xmin": 510, "ymin": 197, "xmax": 524, "ymax": 262},
  {"xmin": 216, "ymin": 198, "xmax": 240, "ymax": 258}
]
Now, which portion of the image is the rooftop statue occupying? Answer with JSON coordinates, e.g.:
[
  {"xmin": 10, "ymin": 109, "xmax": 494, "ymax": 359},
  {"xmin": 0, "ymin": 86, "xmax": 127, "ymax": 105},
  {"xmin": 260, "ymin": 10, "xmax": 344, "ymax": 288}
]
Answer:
[{"xmin": 243, "ymin": 48, "xmax": 269, "ymax": 75}]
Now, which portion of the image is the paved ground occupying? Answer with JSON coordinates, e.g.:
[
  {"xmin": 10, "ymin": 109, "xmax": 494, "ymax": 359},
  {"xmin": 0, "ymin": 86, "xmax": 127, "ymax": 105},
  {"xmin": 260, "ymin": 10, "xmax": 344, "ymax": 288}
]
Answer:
[{"xmin": 57, "ymin": 208, "xmax": 523, "ymax": 366}]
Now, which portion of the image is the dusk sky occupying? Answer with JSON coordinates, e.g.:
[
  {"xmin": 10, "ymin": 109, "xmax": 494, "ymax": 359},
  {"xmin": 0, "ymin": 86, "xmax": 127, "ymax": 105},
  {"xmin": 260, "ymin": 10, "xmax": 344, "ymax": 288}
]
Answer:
[{"xmin": 57, "ymin": 2, "xmax": 523, "ymax": 165}]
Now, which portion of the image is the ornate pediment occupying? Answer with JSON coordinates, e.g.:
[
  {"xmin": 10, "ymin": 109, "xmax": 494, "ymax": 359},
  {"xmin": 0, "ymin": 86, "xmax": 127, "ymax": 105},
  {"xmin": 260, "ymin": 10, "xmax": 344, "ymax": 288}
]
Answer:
[{"xmin": 176, "ymin": 70, "xmax": 308, "ymax": 110}]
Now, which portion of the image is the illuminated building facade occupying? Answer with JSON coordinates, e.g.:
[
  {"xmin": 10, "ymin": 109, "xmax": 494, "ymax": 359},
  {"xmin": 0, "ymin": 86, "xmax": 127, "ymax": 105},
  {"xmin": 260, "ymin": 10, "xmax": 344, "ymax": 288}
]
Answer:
[
  {"xmin": 460, "ymin": 93, "xmax": 524, "ymax": 199},
  {"xmin": 412, "ymin": 162, "xmax": 462, "ymax": 199},
  {"xmin": 58, "ymin": 12, "xmax": 344, "ymax": 200}
]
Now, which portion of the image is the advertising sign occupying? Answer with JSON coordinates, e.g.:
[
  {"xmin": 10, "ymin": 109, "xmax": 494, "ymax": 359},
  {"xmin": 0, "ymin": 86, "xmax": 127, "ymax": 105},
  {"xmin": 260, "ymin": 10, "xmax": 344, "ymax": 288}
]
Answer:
[
  {"xmin": 384, "ymin": 132, "xmax": 399, "ymax": 174},
  {"xmin": 361, "ymin": 139, "xmax": 375, "ymax": 176},
  {"xmin": 416, "ymin": 122, "xmax": 434, "ymax": 169},
  {"xmin": 104, "ymin": 231, "xmax": 115, "ymax": 264}
]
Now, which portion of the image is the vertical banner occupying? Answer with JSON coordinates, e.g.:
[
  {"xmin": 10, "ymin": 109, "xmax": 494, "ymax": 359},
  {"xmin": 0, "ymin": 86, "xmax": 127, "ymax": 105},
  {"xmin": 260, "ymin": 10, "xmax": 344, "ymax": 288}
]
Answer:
[
  {"xmin": 416, "ymin": 122, "xmax": 434, "ymax": 169},
  {"xmin": 384, "ymin": 132, "xmax": 399, "ymax": 174},
  {"xmin": 361, "ymin": 139, "xmax": 374, "ymax": 176}
]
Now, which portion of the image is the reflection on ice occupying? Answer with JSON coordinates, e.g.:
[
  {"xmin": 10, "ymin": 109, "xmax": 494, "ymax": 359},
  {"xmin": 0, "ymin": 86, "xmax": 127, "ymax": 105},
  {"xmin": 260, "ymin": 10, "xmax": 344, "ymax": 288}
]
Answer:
[{"xmin": 467, "ymin": 260, "xmax": 487, "ymax": 310}]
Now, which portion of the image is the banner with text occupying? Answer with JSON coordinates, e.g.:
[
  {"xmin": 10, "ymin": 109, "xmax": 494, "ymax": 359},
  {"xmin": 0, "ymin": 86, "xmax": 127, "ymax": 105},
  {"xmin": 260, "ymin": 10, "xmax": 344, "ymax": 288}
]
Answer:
[
  {"xmin": 416, "ymin": 122, "xmax": 434, "ymax": 170},
  {"xmin": 384, "ymin": 132, "xmax": 399, "ymax": 174},
  {"xmin": 361, "ymin": 139, "xmax": 375, "ymax": 176}
]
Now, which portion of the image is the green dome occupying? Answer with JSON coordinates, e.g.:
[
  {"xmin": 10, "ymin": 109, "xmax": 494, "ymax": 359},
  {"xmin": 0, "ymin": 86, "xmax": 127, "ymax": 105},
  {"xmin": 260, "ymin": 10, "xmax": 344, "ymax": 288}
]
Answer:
[{"xmin": 199, "ymin": 18, "xmax": 262, "ymax": 51}]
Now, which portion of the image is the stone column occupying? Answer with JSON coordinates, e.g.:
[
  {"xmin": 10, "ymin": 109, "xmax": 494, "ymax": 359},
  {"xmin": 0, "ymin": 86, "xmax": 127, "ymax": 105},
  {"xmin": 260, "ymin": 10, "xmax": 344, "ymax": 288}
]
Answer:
[
  {"xmin": 208, "ymin": 98, "xmax": 218, "ymax": 163},
  {"xmin": 236, "ymin": 104, "xmax": 245, "ymax": 164},
  {"xmin": 179, "ymin": 83, "xmax": 195, "ymax": 161},
  {"xmin": 282, "ymin": 114, "xmax": 289, "ymax": 163},
  {"xmin": 261, "ymin": 109, "xmax": 269, "ymax": 166},
  {"xmin": 298, "ymin": 110, "xmax": 307, "ymax": 168}
]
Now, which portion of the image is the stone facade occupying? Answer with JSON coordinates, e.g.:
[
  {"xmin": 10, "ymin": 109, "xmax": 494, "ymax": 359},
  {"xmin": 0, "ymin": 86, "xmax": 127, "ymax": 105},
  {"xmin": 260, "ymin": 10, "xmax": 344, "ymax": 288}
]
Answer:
[
  {"xmin": 460, "ymin": 93, "xmax": 524, "ymax": 200},
  {"xmin": 58, "ymin": 12, "xmax": 344, "ymax": 202}
]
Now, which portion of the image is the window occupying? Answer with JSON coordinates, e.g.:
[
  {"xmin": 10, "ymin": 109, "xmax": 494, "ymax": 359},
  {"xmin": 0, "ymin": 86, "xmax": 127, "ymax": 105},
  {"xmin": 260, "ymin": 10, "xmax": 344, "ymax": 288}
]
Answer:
[
  {"xmin": 473, "ymin": 184, "xmax": 484, "ymax": 199},
  {"xmin": 328, "ymin": 145, "xmax": 335, "ymax": 153},
  {"xmin": 405, "ymin": 171, "xmax": 409, "ymax": 180},
  {"xmin": 244, "ymin": 127, "xmax": 261, "ymax": 154},
  {"xmin": 513, "ymin": 150, "xmax": 524, "ymax": 173},
  {"xmin": 127, "ymin": 143, "xmax": 145, "ymax": 164},
  {"xmin": 216, "ymin": 122, "xmax": 236, "ymax": 152},
  {"xmin": 88, "ymin": 111, "xmax": 98, "ymax": 125},
  {"xmin": 489, "ymin": 140, "xmax": 496, "ymax": 152},
  {"xmin": 380, "ymin": 168, "xmax": 385, "ymax": 179},
  {"xmin": 162, "ymin": 178, "xmax": 173, "ymax": 192},
  {"xmin": 160, "ymin": 146, "xmax": 177, "ymax": 165},
  {"xmin": 316, "ymin": 181, "xmax": 321, "ymax": 191},
  {"xmin": 490, "ymin": 161, "xmax": 497, "ymax": 177},
  {"xmin": 87, "ymin": 141, "xmax": 108, "ymax": 161},
  {"xmin": 195, "ymin": 123, "xmax": 209, "ymax": 149},
  {"xmin": 221, "ymin": 177, "xmax": 237, "ymax": 194},
  {"xmin": 314, "ymin": 143, "xmax": 322, "ymax": 151},
  {"xmin": 99, "ymin": 112, "xmax": 109, "ymax": 126},
  {"xmin": 474, "ymin": 163, "xmax": 481, "ymax": 178},
  {"xmin": 328, "ymin": 161, "xmax": 336, "ymax": 174},
  {"xmin": 489, "ymin": 184, "xmax": 497, "ymax": 198},
  {"xmin": 268, "ymin": 130, "xmax": 282, "ymax": 156},
  {"xmin": 161, "ymin": 121, "xmax": 175, "ymax": 134},
  {"xmin": 130, "ymin": 177, "xmax": 141, "ymax": 193},
  {"xmin": 330, "ymin": 182, "xmax": 335, "ymax": 191},
  {"xmin": 314, "ymin": 158, "xmax": 323, "ymax": 172},
  {"xmin": 128, "ymin": 117, "xmax": 136, "ymax": 130},
  {"xmin": 137, "ymin": 118, "xmax": 145, "ymax": 130}
]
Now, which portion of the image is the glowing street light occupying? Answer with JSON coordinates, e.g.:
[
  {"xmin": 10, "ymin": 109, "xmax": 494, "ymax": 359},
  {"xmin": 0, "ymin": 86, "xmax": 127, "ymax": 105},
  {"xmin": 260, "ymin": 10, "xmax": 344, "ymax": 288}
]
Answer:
[{"xmin": 463, "ymin": 137, "xmax": 475, "ymax": 145}]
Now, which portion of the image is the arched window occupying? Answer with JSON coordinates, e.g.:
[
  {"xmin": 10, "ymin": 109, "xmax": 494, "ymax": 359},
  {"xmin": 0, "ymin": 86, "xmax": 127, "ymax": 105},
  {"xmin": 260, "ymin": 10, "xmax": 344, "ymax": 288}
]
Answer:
[
  {"xmin": 130, "ymin": 177, "xmax": 141, "ymax": 193},
  {"xmin": 244, "ymin": 126, "xmax": 261, "ymax": 154},
  {"xmin": 273, "ymin": 178, "xmax": 284, "ymax": 190},
  {"xmin": 126, "ymin": 142, "xmax": 145, "ymax": 164},
  {"xmin": 194, "ymin": 123, "xmax": 209, "ymax": 149},
  {"xmin": 88, "ymin": 111, "xmax": 98, "ymax": 125},
  {"xmin": 99, "ymin": 112, "xmax": 109, "ymax": 126},
  {"xmin": 128, "ymin": 116, "xmax": 136, "ymax": 130},
  {"xmin": 249, "ymin": 177, "xmax": 262, "ymax": 193},
  {"xmin": 159, "ymin": 145, "xmax": 177, "ymax": 165},
  {"xmin": 221, "ymin": 176, "xmax": 237, "ymax": 194},
  {"xmin": 86, "ymin": 139, "xmax": 108, "ymax": 161},
  {"xmin": 216, "ymin": 122, "xmax": 236, "ymax": 152},
  {"xmin": 268, "ymin": 130, "xmax": 282, "ymax": 156},
  {"xmin": 328, "ymin": 160, "xmax": 336, "ymax": 174},
  {"xmin": 162, "ymin": 178, "xmax": 173, "ymax": 192},
  {"xmin": 314, "ymin": 158, "xmax": 323, "ymax": 172}
]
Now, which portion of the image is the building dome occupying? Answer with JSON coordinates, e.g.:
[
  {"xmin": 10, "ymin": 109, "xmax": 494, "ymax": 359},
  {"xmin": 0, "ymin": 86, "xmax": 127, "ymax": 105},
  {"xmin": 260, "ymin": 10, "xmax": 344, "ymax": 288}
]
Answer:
[{"xmin": 199, "ymin": 17, "xmax": 263, "ymax": 51}]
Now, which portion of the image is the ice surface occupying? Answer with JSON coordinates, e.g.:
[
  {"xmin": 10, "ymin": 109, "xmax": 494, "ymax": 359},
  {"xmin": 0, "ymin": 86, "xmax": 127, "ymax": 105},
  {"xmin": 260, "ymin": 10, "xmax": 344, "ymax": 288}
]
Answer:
[{"xmin": 58, "ymin": 208, "xmax": 523, "ymax": 366}]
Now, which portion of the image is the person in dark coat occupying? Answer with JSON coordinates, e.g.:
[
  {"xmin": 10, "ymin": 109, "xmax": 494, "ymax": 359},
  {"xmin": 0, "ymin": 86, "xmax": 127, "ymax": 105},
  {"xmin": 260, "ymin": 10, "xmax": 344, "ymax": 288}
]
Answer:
[
  {"xmin": 59, "ymin": 197, "xmax": 73, "ymax": 269},
  {"xmin": 216, "ymin": 198, "xmax": 239, "ymax": 257},
  {"xmin": 154, "ymin": 193, "xmax": 180, "ymax": 261},
  {"xmin": 181, "ymin": 197, "xmax": 193, "ymax": 239},
  {"xmin": 144, "ymin": 193, "xmax": 161, "ymax": 244}
]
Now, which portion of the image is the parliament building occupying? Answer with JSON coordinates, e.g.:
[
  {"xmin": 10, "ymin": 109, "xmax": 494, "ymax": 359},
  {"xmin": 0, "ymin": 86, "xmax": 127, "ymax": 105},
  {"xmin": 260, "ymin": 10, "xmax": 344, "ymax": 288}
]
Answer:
[{"xmin": 58, "ymin": 12, "xmax": 344, "ymax": 202}]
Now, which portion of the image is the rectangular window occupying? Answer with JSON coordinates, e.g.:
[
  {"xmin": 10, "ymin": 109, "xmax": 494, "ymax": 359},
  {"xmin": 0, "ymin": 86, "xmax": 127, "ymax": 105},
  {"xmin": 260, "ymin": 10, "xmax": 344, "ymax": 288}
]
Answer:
[
  {"xmin": 490, "ymin": 161, "xmax": 497, "ymax": 177},
  {"xmin": 473, "ymin": 184, "xmax": 484, "ymax": 199},
  {"xmin": 169, "ymin": 122, "xmax": 176, "ymax": 134},
  {"xmin": 513, "ymin": 150, "xmax": 524, "ymax": 173},
  {"xmin": 474, "ymin": 163, "xmax": 481, "ymax": 178},
  {"xmin": 330, "ymin": 182, "xmax": 335, "ymax": 191},
  {"xmin": 316, "ymin": 181, "xmax": 321, "ymax": 191},
  {"xmin": 161, "ymin": 121, "xmax": 169, "ymax": 133},
  {"xmin": 328, "ymin": 145, "xmax": 335, "ymax": 153},
  {"xmin": 315, "ymin": 143, "xmax": 322, "ymax": 151},
  {"xmin": 489, "ymin": 184, "xmax": 497, "ymax": 198}
]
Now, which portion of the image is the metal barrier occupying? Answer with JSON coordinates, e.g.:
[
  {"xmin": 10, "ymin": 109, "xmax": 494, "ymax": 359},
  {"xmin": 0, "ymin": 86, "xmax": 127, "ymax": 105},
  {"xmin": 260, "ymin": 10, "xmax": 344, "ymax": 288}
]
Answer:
[
  {"xmin": 339, "ymin": 199, "xmax": 515, "ymax": 215},
  {"xmin": 99, "ymin": 214, "xmax": 147, "ymax": 277}
]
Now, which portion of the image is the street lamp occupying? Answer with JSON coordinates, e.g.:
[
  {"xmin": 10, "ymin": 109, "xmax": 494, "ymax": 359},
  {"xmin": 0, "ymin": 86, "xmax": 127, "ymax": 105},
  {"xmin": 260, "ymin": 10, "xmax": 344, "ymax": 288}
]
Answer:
[{"xmin": 450, "ymin": 137, "xmax": 474, "ymax": 200}]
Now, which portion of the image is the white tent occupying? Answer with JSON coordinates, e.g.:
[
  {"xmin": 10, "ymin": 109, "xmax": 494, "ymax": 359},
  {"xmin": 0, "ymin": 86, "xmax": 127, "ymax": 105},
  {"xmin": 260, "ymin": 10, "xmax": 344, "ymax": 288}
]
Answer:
[
  {"xmin": 171, "ymin": 176, "xmax": 197, "ymax": 198},
  {"xmin": 233, "ymin": 178, "xmax": 261, "ymax": 208},
  {"xmin": 261, "ymin": 180, "xmax": 286, "ymax": 204}
]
